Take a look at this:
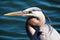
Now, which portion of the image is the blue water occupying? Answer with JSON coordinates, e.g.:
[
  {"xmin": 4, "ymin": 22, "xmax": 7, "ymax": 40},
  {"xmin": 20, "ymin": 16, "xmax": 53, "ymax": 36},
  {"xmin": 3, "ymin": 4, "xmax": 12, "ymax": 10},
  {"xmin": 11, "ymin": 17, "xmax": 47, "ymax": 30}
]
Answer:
[{"xmin": 0, "ymin": 0, "xmax": 60, "ymax": 40}]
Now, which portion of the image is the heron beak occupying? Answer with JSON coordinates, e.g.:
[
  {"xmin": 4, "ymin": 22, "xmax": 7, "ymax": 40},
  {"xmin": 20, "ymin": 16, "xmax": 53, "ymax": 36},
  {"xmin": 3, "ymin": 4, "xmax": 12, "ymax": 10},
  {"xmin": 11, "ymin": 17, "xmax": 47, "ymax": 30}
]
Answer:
[
  {"xmin": 4, "ymin": 11, "xmax": 33, "ymax": 16},
  {"xmin": 4, "ymin": 11, "xmax": 26, "ymax": 16}
]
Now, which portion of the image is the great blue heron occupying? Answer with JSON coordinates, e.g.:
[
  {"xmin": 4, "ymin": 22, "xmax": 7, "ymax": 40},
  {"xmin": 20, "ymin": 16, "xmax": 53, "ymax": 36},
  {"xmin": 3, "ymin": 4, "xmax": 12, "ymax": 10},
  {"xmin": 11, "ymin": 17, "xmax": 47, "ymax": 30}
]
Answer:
[{"xmin": 4, "ymin": 7, "xmax": 60, "ymax": 40}]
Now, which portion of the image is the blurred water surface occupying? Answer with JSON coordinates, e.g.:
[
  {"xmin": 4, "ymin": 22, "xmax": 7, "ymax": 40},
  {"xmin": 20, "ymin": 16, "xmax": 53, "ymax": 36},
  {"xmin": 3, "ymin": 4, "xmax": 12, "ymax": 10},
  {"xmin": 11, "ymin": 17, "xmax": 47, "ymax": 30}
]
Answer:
[{"xmin": 0, "ymin": 0, "xmax": 60, "ymax": 40}]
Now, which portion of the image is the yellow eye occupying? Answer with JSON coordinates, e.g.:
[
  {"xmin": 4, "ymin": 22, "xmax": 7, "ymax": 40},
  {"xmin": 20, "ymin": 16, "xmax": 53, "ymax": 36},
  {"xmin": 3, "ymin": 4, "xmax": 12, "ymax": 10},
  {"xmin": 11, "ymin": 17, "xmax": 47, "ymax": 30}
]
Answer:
[{"xmin": 28, "ymin": 11, "xmax": 32, "ymax": 13}]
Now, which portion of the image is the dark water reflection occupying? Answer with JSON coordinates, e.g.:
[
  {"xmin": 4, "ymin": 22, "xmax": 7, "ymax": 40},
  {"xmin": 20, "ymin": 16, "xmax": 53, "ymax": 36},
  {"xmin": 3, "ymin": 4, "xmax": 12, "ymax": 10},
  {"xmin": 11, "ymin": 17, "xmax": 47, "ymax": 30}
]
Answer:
[{"xmin": 0, "ymin": 0, "xmax": 60, "ymax": 40}]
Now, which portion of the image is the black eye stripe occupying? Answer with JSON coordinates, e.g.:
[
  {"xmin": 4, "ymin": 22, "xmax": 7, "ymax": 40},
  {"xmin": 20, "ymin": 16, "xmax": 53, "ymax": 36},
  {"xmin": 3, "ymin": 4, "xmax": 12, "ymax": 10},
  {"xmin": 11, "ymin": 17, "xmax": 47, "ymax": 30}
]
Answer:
[
  {"xmin": 32, "ymin": 9, "xmax": 40, "ymax": 11},
  {"xmin": 32, "ymin": 9, "xmax": 42, "ymax": 11}
]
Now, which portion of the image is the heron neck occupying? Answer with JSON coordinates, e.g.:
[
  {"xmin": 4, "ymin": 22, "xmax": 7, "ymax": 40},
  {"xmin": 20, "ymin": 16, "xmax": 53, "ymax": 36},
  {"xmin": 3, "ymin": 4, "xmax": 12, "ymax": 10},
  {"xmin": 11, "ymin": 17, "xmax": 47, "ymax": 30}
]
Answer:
[{"xmin": 37, "ymin": 14, "xmax": 46, "ymax": 27}]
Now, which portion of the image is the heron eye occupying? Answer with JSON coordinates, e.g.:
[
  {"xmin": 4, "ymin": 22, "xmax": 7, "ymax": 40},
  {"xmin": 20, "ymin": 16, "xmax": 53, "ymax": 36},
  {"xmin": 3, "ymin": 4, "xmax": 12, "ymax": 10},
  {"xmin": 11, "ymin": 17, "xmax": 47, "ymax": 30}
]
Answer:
[{"xmin": 28, "ymin": 11, "xmax": 32, "ymax": 13}]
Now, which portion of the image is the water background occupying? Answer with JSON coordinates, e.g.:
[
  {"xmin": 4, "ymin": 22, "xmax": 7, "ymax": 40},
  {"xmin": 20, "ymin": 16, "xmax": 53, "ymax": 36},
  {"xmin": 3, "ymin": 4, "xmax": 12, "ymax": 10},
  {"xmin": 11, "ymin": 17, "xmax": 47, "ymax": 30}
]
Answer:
[{"xmin": 0, "ymin": 0, "xmax": 60, "ymax": 40}]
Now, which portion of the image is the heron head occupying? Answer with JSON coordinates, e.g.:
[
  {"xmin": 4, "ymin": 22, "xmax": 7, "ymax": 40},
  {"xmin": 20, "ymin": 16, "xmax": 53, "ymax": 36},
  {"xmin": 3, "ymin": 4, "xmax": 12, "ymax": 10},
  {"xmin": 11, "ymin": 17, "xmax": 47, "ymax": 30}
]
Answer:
[
  {"xmin": 4, "ymin": 7, "xmax": 46, "ymax": 25},
  {"xmin": 4, "ymin": 7, "xmax": 43, "ymax": 17}
]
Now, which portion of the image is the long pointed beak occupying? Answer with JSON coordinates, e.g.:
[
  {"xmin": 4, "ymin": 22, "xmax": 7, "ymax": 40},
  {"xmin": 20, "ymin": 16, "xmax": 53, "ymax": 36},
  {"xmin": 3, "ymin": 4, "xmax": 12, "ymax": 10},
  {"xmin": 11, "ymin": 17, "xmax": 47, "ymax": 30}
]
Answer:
[
  {"xmin": 4, "ymin": 11, "xmax": 25, "ymax": 16},
  {"xmin": 4, "ymin": 11, "xmax": 33, "ymax": 16}
]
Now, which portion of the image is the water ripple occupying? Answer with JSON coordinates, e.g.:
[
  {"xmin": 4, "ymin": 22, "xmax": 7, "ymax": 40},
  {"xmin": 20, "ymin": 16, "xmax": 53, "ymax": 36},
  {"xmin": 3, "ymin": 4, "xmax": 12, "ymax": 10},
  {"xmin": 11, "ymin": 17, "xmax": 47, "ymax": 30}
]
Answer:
[{"xmin": 0, "ymin": 0, "xmax": 60, "ymax": 40}]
